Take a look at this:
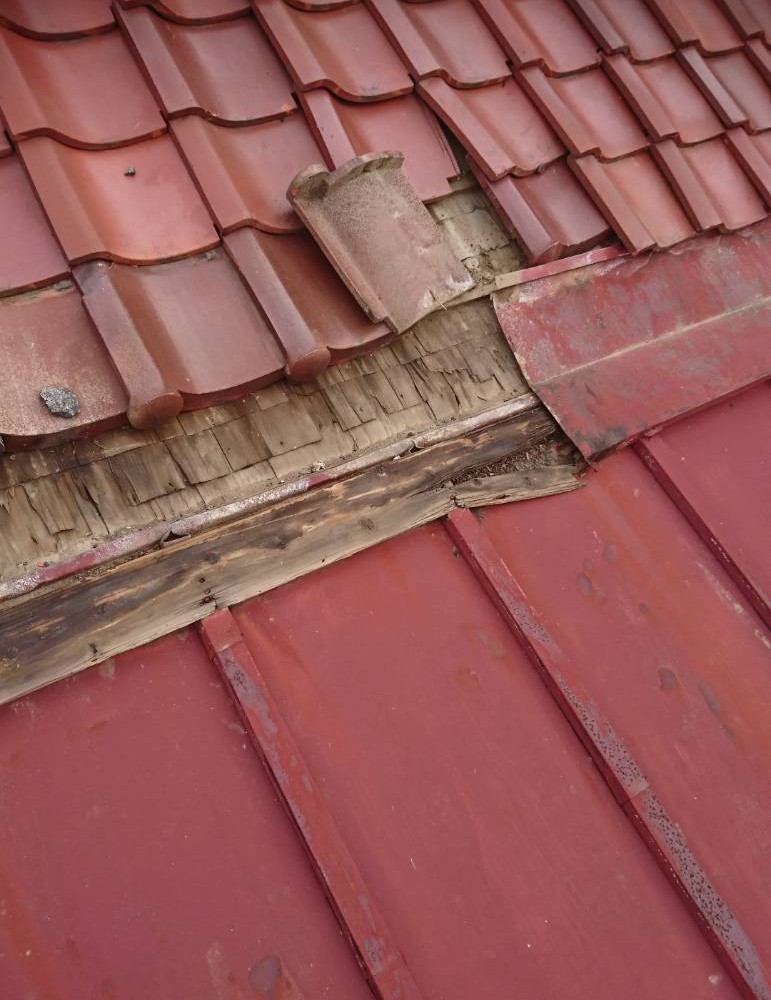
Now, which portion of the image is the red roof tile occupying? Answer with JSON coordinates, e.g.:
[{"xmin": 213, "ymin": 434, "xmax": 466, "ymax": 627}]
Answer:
[
  {"xmin": 566, "ymin": 0, "xmax": 675, "ymax": 61},
  {"xmin": 117, "ymin": 0, "xmax": 249, "ymax": 21},
  {"xmin": 646, "ymin": 0, "xmax": 744, "ymax": 54},
  {"xmin": 735, "ymin": 0, "xmax": 771, "ymax": 44},
  {"xmin": 726, "ymin": 126, "xmax": 771, "ymax": 201},
  {"xmin": 473, "ymin": 157, "xmax": 612, "ymax": 262},
  {"xmin": 20, "ymin": 135, "xmax": 218, "ymax": 264},
  {"xmin": 418, "ymin": 76, "xmax": 565, "ymax": 179},
  {"xmin": 172, "ymin": 113, "xmax": 322, "ymax": 233},
  {"xmin": 0, "ymin": 0, "xmax": 114, "ymax": 39},
  {"xmin": 0, "ymin": 155, "xmax": 68, "ymax": 296},
  {"xmin": 0, "ymin": 129, "xmax": 10, "ymax": 156},
  {"xmin": 118, "ymin": 8, "xmax": 296, "ymax": 125},
  {"xmin": 256, "ymin": 0, "xmax": 413, "ymax": 100},
  {"xmin": 367, "ymin": 0, "xmax": 510, "ymax": 87},
  {"xmin": 77, "ymin": 252, "xmax": 284, "ymax": 428},
  {"xmin": 225, "ymin": 227, "xmax": 392, "ymax": 380},
  {"xmin": 474, "ymin": 0, "xmax": 601, "ymax": 74},
  {"xmin": 300, "ymin": 89, "xmax": 459, "ymax": 201},
  {"xmin": 701, "ymin": 48, "xmax": 771, "ymax": 130},
  {"xmin": 0, "ymin": 26, "xmax": 165, "ymax": 148}
]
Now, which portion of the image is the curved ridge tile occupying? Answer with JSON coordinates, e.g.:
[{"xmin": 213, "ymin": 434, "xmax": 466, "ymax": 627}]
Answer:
[
  {"xmin": 566, "ymin": 0, "xmax": 674, "ymax": 62},
  {"xmin": 473, "ymin": 157, "xmax": 611, "ymax": 263},
  {"xmin": 367, "ymin": 0, "xmax": 510, "ymax": 87},
  {"xmin": 418, "ymin": 76, "xmax": 564, "ymax": 180},
  {"xmin": 225, "ymin": 228, "xmax": 392, "ymax": 380},
  {"xmin": 0, "ymin": 155, "xmax": 68, "ymax": 296},
  {"xmin": 700, "ymin": 50, "xmax": 771, "ymax": 132},
  {"xmin": 472, "ymin": 0, "xmax": 600, "ymax": 75},
  {"xmin": 20, "ymin": 135, "xmax": 218, "ymax": 264},
  {"xmin": 603, "ymin": 54, "xmax": 724, "ymax": 145},
  {"xmin": 76, "ymin": 253, "xmax": 284, "ymax": 428},
  {"xmin": 172, "ymin": 113, "xmax": 322, "ymax": 233},
  {"xmin": 255, "ymin": 0, "xmax": 413, "ymax": 100},
  {"xmin": 570, "ymin": 151, "xmax": 696, "ymax": 252},
  {"xmin": 118, "ymin": 8, "xmax": 295, "ymax": 125},
  {"xmin": 300, "ymin": 89, "xmax": 458, "ymax": 201},
  {"xmin": 0, "ymin": 26, "xmax": 165, "ymax": 148},
  {"xmin": 520, "ymin": 65, "xmax": 648, "ymax": 161},
  {"xmin": 0, "ymin": 0, "xmax": 113, "ymax": 39},
  {"xmin": 645, "ymin": 0, "xmax": 744, "ymax": 55},
  {"xmin": 0, "ymin": 282, "xmax": 126, "ymax": 449},
  {"xmin": 117, "ymin": 0, "xmax": 249, "ymax": 23}
]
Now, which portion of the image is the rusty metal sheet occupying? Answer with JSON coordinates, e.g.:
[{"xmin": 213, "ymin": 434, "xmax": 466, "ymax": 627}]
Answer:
[
  {"xmin": 637, "ymin": 383, "xmax": 770, "ymax": 627},
  {"xmin": 464, "ymin": 448, "xmax": 771, "ymax": 999},
  {"xmin": 494, "ymin": 218, "xmax": 771, "ymax": 459},
  {"xmin": 0, "ymin": 628, "xmax": 374, "ymax": 1000},
  {"xmin": 234, "ymin": 524, "xmax": 742, "ymax": 1000},
  {"xmin": 288, "ymin": 151, "xmax": 473, "ymax": 333}
]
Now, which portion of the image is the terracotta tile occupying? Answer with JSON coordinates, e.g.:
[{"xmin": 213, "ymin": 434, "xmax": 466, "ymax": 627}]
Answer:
[
  {"xmin": 520, "ymin": 65, "xmax": 648, "ymax": 161},
  {"xmin": 735, "ymin": 0, "xmax": 771, "ymax": 44},
  {"xmin": 0, "ymin": 130, "xmax": 10, "ymax": 156},
  {"xmin": 715, "ymin": 0, "xmax": 768, "ymax": 41},
  {"xmin": 300, "ymin": 89, "xmax": 458, "ymax": 201},
  {"xmin": 678, "ymin": 46, "xmax": 751, "ymax": 128},
  {"xmin": 118, "ymin": 8, "xmax": 295, "ymax": 125},
  {"xmin": 282, "ymin": 0, "xmax": 364, "ymax": 8},
  {"xmin": 289, "ymin": 152, "xmax": 473, "ymax": 333},
  {"xmin": 726, "ymin": 127, "xmax": 771, "ymax": 203},
  {"xmin": 255, "ymin": 0, "xmax": 413, "ymax": 100},
  {"xmin": 117, "ymin": 0, "xmax": 249, "ymax": 22},
  {"xmin": 645, "ymin": 0, "xmax": 743, "ymax": 55},
  {"xmin": 0, "ymin": 26, "xmax": 165, "ymax": 148},
  {"xmin": 473, "ymin": 157, "xmax": 611, "ymax": 263},
  {"xmin": 367, "ymin": 0, "xmax": 510, "ymax": 87},
  {"xmin": 473, "ymin": 0, "xmax": 600, "ymax": 75},
  {"xmin": 656, "ymin": 135, "xmax": 767, "ymax": 231},
  {"xmin": 225, "ymin": 228, "xmax": 392, "ymax": 380},
  {"xmin": 746, "ymin": 37, "xmax": 771, "ymax": 82},
  {"xmin": 571, "ymin": 151, "xmax": 696, "ymax": 252},
  {"xmin": 76, "ymin": 252, "xmax": 284, "ymax": 428},
  {"xmin": 418, "ymin": 76, "xmax": 564, "ymax": 180},
  {"xmin": 0, "ymin": 155, "xmax": 68, "ymax": 296},
  {"xmin": 0, "ymin": 0, "xmax": 114, "ymax": 39},
  {"xmin": 0, "ymin": 282, "xmax": 126, "ymax": 449},
  {"xmin": 701, "ymin": 50, "xmax": 771, "ymax": 131},
  {"xmin": 172, "ymin": 113, "xmax": 322, "ymax": 233},
  {"xmin": 20, "ymin": 135, "xmax": 218, "ymax": 264},
  {"xmin": 566, "ymin": 0, "xmax": 674, "ymax": 61},
  {"xmin": 603, "ymin": 54, "xmax": 724, "ymax": 144}
]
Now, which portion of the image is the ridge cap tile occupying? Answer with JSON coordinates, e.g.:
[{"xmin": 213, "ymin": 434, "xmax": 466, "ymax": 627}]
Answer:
[
  {"xmin": 255, "ymin": 0, "xmax": 413, "ymax": 100},
  {"xmin": 116, "ymin": 0, "xmax": 249, "ymax": 23},
  {"xmin": 367, "ymin": 0, "xmax": 511, "ymax": 88},
  {"xmin": 0, "ymin": 0, "xmax": 114, "ymax": 40},
  {"xmin": 118, "ymin": 7, "xmax": 296, "ymax": 125},
  {"xmin": 0, "ymin": 25, "xmax": 166, "ymax": 149},
  {"xmin": 19, "ymin": 134, "xmax": 219, "ymax": 264}
]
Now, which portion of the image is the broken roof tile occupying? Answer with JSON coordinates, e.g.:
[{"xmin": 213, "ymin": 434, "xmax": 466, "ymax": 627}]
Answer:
[
  {"xmin": 603, "ymin": 53, "xmax": 724, "ymax": 144},
  {"xmin": 289, "ymin": 152, "xmax": 473, "ymax": 333},
  {"xmin": 118, "ymin": 8, "xmax": 295, "ymax": 125},
  {"xmin": 725, "ymin": 127, "xmax": 771, "ymax": 202},
  {"xmin": 645, "ymin": 0, "xmax": 744, "ymax": 55},
  {"xmin": 418, "ymin": 76, "xmax": 565, "ymax": 180},
  {"xmin": 172, "ymin": 113, "xmax": 322, "ymax": 233},
  {"xmin": 474, "ymin": 157, "xmax": 612, "ymax": 263},
  {"xmin": 0, "ymin": 26, "xmax": 165, "ymax": 148},
  {"xmin": 256, "ymin": 0, "xmax": 413, "ymax": 100},
  {"xmin": 520, "ymin": 65, "xmax": 649, "ymax": 160},
  {"xmin": 655, "ymin": 135, "xmax": 767, "ymax": 231},
  {"xmin": 699, "ymin": 49, "xmax": 771, "ymax": 131},
  {"xmin": 77, "ymin": 252, "xmax": 284, "ymax": 429},
  {"xmin": 20, "ymin": 135, "xmax": 218, "ymax": 264},
  {"xmin": 0, "ymin": 282, "xmax": 126, "ymax": 449},
  {"xmin": 566, "ymin": 0, "xmax": 675, "ymax": 62},
  {"xmin": 225, "ymin": 227, "xmax": 392, "ymax": 380},
  {"xmin": 0, "ymin": 1, "xmax": 114, "ymax": 39},
  {"xmin": 300, "ymin": 89, "xmax": 458, "ymax": 201},
  {"xmin": 473, "ymin": 0, "xmax": 601, "ymax": 75},
  {"xmin": 367, "ymin": 0, "xmax": 510, "ymax": 87},
  {"xmin": 117, "ymin": 0, "xmax": 249, "ymax": 22},
  {"xmin": 0, "ymin": 155, "xmax": 68, "ymax": 296},
  {"xmin": 571, "ymin": 150, "xmax": 696, "ymax": 252}
]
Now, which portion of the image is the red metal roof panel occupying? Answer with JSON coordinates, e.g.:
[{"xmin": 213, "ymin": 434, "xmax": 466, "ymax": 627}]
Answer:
[
  {"xmin": 495, "ymin": 219, "xmax": 771, "ymax": 457},
  {"xmin": 0, "ymin": 0, "xmax": 114, "ymax": 38},
  {"xmin": 566, "ymin": 0, "xmax": 675, "ymax": 61},
  {"xmin": 0, "ymin": 25, "xmax": 165, "ymax": 148},
  {"xmin": 255, "ymin": 0, "xmax": 413, "ymax": 100},
  {"xmin": 118, "ymin": 8, "xmax": 296, "ymax": 125},
  {"xmin": 19, "ymin": 134, "xmax": 218, "ymax": 264}
]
